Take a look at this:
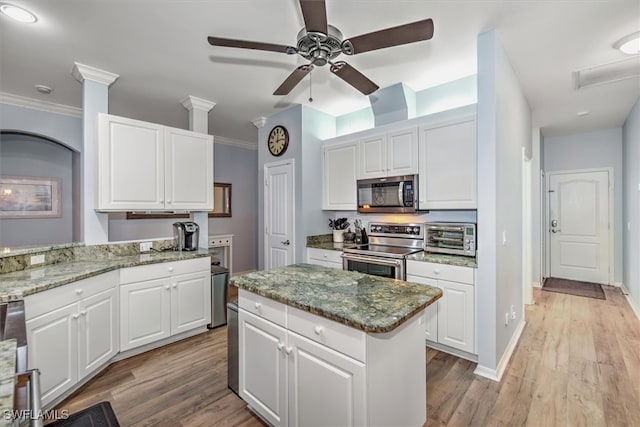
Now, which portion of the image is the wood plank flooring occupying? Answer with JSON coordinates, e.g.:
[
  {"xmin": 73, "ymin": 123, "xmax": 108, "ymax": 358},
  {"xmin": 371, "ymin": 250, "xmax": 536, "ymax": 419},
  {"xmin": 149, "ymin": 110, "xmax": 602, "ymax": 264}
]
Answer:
[{"xmin": 55, "ymin": 286, "xmax": 640, "ymax": 426}]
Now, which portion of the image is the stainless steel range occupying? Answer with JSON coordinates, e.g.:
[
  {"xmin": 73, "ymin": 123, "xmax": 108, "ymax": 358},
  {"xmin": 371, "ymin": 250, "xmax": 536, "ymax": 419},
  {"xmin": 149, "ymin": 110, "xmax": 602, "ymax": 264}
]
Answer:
[{"xmin": 342, "ymin": 222, "xmax": 424, "ymax": 280}]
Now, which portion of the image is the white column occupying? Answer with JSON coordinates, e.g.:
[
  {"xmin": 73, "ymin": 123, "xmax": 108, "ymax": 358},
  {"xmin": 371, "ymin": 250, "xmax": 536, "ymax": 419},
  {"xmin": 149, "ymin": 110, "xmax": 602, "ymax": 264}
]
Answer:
[
  {"xmin": 72, "ymin": 62, "xmax": 119, "ymax": 245},
  {"xmin": 181, "ymin": 96, "xmax": 216, "ymax": 248}
]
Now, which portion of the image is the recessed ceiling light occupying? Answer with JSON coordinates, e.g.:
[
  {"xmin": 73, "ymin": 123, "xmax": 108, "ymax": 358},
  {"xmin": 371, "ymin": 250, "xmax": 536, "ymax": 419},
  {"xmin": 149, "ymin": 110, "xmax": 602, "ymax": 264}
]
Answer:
[
  {"xmin": 614, "ymin": 31, "xmax": 640, "ymax": 55},
  {"xmin": 35, "ymin": 84, "xmax": 53, "ymax": 94},
  {"xmin": 577, "ymin": 111, "xmax": 590, "ymax": 117},
  {"xmin": 0, "ymin": 3, "xmax": 37, "ymax": 23}
]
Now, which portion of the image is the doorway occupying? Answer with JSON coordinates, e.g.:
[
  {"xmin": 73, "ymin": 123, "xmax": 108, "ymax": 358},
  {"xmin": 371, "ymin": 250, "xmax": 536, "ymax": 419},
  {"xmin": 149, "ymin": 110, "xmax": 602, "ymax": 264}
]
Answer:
[
  {"xmin": 263, "ymin": 160, "xmax": 295, "ymax": 270},
  {"xmin": 545, "ymin": 169, "xmax": 612, "ymax": 285}
]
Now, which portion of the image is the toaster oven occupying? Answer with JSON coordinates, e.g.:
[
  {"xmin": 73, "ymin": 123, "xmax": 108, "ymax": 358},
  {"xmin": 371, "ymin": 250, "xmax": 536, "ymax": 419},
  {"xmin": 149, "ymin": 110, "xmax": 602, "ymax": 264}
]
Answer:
[{"xmin": 424, "ymin": 222, "xmax": 476, "ymax": 257}]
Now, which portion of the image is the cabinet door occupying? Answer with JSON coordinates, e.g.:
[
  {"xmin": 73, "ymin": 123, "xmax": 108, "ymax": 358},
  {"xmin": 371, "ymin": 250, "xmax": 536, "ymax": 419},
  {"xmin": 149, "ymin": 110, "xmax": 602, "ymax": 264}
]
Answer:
[
  {"xmin": 387, "ymin": 127, "xmax": 418, "ymax": 176},
  {"xmin": 26, "ymin": 303, "xmax": 78, "ymax": 406},
  {"xmin": 419, "ymin": 118, "xmax": 477, "ymax": 209},
  {"xmin": 171, "ymin": 271, "xmax": 211, "ymax": 335},
  {"xmin": 97, "ymin": 114, "xmax": 165, "ymax": 211},
  {"xmin": 323, "ymin": 141, "xmax": 358, "ymax": 210},
  {"xmin": 239, "ymin": 310, "xmax": 288, "ymax": 427},
  {"xmin": 164, "ymin": 127, "xmax": 214, "ymax": 210},
  {"xmin": 78, "ymin": 287, "xmax": 118, "ymax": 379},
  {"xmin": 120, "ymin": 278, "xmax": 171, "ymax": 351},
  {"xmin": 437, "ymin": 279, "xmax": 475, "ymax": 353},
  {"xmin": 287, "ymin": 331, "xmax": 366, "ymax": 427},
  {"xmin": 406, "ymin": 274, "xmax": 439, "ymax": 341},
  {"xmin": 359, "ymin": 134, "xmax": 387, "ymax": 178}
]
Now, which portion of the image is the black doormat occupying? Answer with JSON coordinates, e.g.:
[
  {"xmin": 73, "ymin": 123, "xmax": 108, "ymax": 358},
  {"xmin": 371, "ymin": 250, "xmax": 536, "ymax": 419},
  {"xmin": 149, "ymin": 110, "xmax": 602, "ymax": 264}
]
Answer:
[
  {"xmin": 48, "ymin": 401, "xmax": 120, "ymax": 427},
  {"xmin": 542, "ymin": 277, "xmax": 606, "ymax": 300}
]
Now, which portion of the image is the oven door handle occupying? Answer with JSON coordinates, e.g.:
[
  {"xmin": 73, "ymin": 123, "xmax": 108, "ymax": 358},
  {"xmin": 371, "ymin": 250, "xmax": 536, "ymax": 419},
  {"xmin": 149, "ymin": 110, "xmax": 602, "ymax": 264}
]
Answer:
[
  {"xmin": 341, "ymin": 253, "xmax": 403, "ymax": 267},
  {"xmin": 15, "ymin": 368, "xmax": 44, "ymax": 427}
]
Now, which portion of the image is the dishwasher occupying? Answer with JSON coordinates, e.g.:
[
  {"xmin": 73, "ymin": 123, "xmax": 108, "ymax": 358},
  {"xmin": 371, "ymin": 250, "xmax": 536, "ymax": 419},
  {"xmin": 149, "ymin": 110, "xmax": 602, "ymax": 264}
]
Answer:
[
  {"xmin": 208, "ymin": 265, "xmax": 229, "ymax": 329},
  {"xmin": 227, "ymin": 300, "xmax": 239, "ymax": 395}
]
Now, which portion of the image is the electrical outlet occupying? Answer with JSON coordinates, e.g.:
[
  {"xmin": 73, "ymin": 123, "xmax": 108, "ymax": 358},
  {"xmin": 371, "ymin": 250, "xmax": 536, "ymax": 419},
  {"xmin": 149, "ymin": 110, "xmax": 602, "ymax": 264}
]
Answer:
[
  {"xmin": 505, "ymin": 312, "xmax": 509, "ymax": 326},
  {"xmin": 30, "ymin": 254, "xmax": 45, "ymax": 265},
  {"xmin": 511, "ymin": 305, "xmax": 516, "ymax": 320},
  {"xmin": 140, "ymin": 241, "xmax": 153, "ymax": 252}
]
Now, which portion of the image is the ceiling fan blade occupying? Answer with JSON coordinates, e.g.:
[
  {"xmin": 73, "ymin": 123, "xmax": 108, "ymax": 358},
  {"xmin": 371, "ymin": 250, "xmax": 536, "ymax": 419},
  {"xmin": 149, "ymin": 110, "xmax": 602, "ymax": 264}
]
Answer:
[
  {"xmin": 208, "ymin": 36, "xmax": 297, "ymax": 54},
  {"xmin": 274, "ymin": 64, "xmax": 314, "ymax": 95},
  {"xmin": 329, "ymin": 61, "xmax": 379, "ymax": 95},
  {"xmin": 342, "ymin": 19, "xmax": 434, "ymax": 55},
  {"xmin": 299, "ymin": 0, "xmax": 328, "ymax": 34}
]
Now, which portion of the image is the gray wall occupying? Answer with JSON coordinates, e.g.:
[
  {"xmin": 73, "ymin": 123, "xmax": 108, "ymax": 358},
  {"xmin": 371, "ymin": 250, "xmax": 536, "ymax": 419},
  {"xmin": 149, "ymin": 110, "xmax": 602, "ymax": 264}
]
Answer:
[
  {"xmin": 543, "ymin": 128, "xmax": 623, "ymax": 284},
  {"xmin": 109, "ymin": 142, "xmax": 258, "ymax": 273},
  {"xmin": 622, "ymin": 97, "xmax": 640, "ymax": 315},
  {"xmin": 476, "ymin": 29, "xmax": 530, "ymax": 375},
  {"xmin": 0, "ymin": 133, "xmax": 74, "ymax": 246}
]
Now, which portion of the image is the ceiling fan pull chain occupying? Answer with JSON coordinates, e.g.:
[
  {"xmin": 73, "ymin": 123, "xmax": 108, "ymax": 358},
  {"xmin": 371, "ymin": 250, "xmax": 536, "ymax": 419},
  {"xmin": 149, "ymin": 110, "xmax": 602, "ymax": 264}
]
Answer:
[{"xmin": 309, "ymin": 71, "xmax": 313, "ymax": 103}]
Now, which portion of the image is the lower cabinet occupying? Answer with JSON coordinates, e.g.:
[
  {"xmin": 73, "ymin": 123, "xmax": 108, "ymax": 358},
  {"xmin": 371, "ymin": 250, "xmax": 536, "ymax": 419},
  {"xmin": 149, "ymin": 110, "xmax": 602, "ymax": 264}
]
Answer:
[
  {"xmin": 238, "ymin": 289, "xmax": 425, "ymax": 427},
  {"xmin": 25, "ymin": 271, "xmax": 119, "ymax": 406},
  {"xmin": 306, "ymin": 248, "xmax": 343, "ymax": 269},
  {"xmin": 407, "ymin": 260, "xmax": 476, "ymax": 356},
  {"xmin": 120, "ymin": 260, "xmax": 210, "ymax": 351}
]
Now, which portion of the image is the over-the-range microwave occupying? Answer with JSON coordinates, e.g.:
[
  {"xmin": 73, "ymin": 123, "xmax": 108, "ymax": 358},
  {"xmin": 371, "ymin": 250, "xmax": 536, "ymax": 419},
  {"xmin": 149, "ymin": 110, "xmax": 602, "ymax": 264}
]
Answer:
[{"xmin": 357, "ymin": 174, "xmax": 418, "ymax": 214}]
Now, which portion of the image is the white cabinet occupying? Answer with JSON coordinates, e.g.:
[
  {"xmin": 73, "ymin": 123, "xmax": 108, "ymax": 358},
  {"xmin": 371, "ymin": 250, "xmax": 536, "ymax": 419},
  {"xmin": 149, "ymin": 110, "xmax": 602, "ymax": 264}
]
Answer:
[
  {"xmin": 359, "ymin": 127, "xmax": 418, "ymax": 179},
  {"xmin": 323, "ymin": 141, "xmax": 358, "ymax": 210},
  {"xmin": 97, "ymin": 113, "xmax": 213, "ymax": 211},
  {"xmin": 25, "ymin": 271, "xmax": 119, "ymax": 406},
  {"xmin": 418, "ymin": 117, "xmax": 477, "ymax": 209},
  {"xmin": 119, "ymin": 257, "xmax": 211, "ymax": 351},
  {"xmin": 238, "ymin": 288, "xmax": 425, "ymax": 426},
  {"xmin": 306, "ymin": 248, "xmax": 343, "ymax": 269},
  {"xmin": 407, "ymin": 260, "xmax": 476, "ymax": 356}
]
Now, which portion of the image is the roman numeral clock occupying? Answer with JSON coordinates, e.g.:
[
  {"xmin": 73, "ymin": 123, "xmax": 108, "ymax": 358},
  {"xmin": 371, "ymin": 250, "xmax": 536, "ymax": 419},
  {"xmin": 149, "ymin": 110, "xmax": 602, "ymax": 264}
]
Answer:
[{"xmin": 267, "ymin": 125, "xmax": 289, "ymax": 156}]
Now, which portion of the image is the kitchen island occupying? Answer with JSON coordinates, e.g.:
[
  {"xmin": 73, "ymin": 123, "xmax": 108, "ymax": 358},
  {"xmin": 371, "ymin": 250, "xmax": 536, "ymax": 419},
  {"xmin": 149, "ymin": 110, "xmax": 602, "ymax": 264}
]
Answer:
[{"xmin": 230, "ymin": 263, "xmax": 442, "ymax": 427}]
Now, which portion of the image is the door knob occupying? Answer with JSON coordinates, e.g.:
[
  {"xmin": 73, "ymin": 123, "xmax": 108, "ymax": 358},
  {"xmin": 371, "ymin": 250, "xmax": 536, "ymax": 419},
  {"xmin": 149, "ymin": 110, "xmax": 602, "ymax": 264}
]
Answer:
[
  {"xmin": 551, "ymin": 229, "xmax": 561, "ymax": 233},
  {"xmin": 281, "ymin": 240, "xmax": 290, "ymax": 246}
]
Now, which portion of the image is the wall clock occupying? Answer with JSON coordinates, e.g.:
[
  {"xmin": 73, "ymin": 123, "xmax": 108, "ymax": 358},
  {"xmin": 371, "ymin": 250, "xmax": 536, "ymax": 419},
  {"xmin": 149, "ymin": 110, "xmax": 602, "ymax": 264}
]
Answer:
[{"xmin": 267, "ymin": 125, "xmax": 289, "ymax": 156}]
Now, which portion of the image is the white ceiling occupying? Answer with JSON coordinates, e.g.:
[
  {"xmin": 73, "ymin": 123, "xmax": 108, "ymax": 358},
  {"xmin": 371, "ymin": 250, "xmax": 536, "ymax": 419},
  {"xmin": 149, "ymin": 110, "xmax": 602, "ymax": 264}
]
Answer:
[{"xmin": 1, "ymin": 0, "xmax": 638, "ymax": 143}]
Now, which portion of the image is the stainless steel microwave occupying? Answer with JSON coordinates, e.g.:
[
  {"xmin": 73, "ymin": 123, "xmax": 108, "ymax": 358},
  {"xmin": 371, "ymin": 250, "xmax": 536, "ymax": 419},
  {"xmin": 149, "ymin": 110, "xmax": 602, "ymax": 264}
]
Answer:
[{"xmin": 357, "ymin": 174, "xmax": 418, "ymax": 214}]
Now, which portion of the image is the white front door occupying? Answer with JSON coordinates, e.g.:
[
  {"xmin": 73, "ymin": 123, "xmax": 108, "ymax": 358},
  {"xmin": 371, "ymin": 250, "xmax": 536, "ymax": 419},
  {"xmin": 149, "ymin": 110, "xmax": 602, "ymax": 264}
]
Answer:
[
  {"xmin": 264, "ymin": 160, "xmax": 295, "ymax": 270},
  {"xmin": 548, "ymin": 170, "xmax": 610, "ymax": 284}
]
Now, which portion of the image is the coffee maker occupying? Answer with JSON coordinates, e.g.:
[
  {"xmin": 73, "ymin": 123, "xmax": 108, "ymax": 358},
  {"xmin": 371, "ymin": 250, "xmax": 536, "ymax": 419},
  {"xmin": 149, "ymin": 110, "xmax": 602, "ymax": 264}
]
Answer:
[{"xmin": 173, "ymin": 222, "xmax": 200, "ymax": 251}]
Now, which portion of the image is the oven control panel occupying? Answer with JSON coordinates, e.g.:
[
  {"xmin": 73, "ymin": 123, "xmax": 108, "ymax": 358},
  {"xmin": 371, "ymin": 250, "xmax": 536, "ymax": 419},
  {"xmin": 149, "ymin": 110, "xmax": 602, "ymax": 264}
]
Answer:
[{"xmin": 369, "ymin": 223, "xmax": 423, "ymax": 238}]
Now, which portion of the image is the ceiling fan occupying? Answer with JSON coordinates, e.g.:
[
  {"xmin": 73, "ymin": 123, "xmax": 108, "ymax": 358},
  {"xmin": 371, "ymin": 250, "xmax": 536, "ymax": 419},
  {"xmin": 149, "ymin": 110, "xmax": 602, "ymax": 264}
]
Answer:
[{"xmin": 207, "ymin": 0, "xmax": 434, "ymax": 96}]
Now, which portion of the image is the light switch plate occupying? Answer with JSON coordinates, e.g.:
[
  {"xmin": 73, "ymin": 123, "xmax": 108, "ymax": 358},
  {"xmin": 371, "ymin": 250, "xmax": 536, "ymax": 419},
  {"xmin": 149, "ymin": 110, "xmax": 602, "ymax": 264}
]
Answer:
[{"xmin": 140, "ymin": 242, "xmax": 153, "ymax": 252}]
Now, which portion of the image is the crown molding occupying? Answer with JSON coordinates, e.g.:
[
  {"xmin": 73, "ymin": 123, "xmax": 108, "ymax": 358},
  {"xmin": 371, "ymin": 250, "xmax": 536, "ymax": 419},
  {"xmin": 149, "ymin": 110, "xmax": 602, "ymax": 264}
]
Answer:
[
  {"xmin": 72, "ymin": 62, "xmax": 119, "ymax": 86},
  {"xmin": 0, "ymin": 92, "xmax": 82, "ymax": 118},
  {"xmin": 251, "ymin": 116, "xmax": 267, "ymax": 128},
  {"xmin": 181, "ymin": 96, "xmax": 216, "ymax": 112},
  {"xmin": 214, "ymin": 135, "xmax": 257, "ymax": 150}
]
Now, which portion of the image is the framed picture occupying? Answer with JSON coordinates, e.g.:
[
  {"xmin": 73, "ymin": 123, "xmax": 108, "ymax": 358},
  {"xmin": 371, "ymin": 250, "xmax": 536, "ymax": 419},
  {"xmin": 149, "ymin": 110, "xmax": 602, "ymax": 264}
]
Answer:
[
  {"xmin": 209, "ymin": 182, "xmax": 232, "ymax": 218},
  {"xmin": 0, "ymin": 176, "xmax": 62, "ymax": 219}
]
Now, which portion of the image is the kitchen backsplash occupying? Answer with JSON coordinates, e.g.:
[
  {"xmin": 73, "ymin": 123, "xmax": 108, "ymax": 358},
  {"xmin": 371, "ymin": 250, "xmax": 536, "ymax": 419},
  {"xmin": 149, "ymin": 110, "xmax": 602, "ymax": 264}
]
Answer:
[{"xmin": 330, "ymin": 211, "xmax": 477, "ymax": 229}]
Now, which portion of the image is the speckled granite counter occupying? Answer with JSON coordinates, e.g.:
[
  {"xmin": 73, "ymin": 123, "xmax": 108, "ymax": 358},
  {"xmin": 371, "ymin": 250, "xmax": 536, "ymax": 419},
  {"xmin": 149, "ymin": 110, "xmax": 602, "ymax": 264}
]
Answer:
[
  {"xmin": 0, "ymin": 339, "xmax": 16, "ymax": 427},
  {"xmin": 0, "ymin": 250, "xmax": 211, "ymax": 302},
  {"xmin": 306, "ymin": 241, "xmax": 358, "ymax": 251},
  {"xmin": 230, "ymin": 263, "xmax": 442, "ymax": 333},
  {"xmin": 406, "ymin": 252, "xmax": 477, "ymax": 268}
]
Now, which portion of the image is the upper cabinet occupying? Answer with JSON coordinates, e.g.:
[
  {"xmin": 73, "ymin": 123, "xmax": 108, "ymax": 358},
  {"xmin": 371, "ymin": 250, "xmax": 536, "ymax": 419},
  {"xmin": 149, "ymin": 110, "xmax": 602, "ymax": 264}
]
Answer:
[
  {"xmin": 97, "ymin": 114, "xmax": 213, "ymax": 212},
  {"xmin": 323, "ymin": 140, "xmax": 358, "ymax": 210},
  {"xmin": 358, "ymin": 127, "xmax": 418, "ymax": 179},
  {"xmin": 418, "ymin": 116, "xmax": 477, "ymax": 210}
]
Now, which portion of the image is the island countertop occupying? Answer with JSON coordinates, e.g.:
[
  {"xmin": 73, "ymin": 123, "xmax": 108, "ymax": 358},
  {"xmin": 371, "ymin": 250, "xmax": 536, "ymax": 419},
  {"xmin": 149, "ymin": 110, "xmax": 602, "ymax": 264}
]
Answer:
[{"xmin": 230, "ymin": 263, "xmax": 442, "ymax": 333}]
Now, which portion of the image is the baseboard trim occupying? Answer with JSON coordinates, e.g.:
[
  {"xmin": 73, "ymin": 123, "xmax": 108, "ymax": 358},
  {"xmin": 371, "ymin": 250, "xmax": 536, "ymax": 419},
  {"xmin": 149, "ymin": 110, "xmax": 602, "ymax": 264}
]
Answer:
[
  {"xmin": 473, "ymin": 319, "xmax": 526, "ymax": 382},
  {"xmin": 614, "ymin": 281, "xmax": 623, "ymax": 288},
  {"xmin": 532, "ymin": 281, "xmax": 541, "ymax": 288},
  {"xmin": 621, "ymin": 283, "xmax": 640, "ymax": 320}
]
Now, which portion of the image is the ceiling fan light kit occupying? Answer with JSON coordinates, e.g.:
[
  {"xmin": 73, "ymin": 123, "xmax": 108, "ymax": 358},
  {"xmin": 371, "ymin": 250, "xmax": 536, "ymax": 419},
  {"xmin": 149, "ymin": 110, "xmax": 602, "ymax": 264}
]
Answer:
[
  {"xmin": 207, "ymin": 0, "xmax": 434, "ymax": 97},
  {"xmin": 614, "ymin": 31, "xmax": 640, "ymax": 55}
]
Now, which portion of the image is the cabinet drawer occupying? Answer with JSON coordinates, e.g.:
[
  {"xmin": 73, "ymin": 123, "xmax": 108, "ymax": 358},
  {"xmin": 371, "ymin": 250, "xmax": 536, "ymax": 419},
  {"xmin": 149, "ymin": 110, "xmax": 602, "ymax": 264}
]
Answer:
[
  {"xmin": 307, "ymin": 248, "xmax": 343, "ymax": 265},
  {"xmin": 119, "ymin": 257, "xmax": 210, "ymax": 284},
  {"xmin": 406, "ymin": 260, "xmax": 474, "ymax": 285},
  {"xmin": 25, "ymin": 271, "xmax": 118, "ymax": 320},
  {"xmin": 287, "ymin": 305, "xmax": 366, "ymax": 362},
  {"xmin": 239, "ymin": 289, "xmax": 286, "ymax": 328}
]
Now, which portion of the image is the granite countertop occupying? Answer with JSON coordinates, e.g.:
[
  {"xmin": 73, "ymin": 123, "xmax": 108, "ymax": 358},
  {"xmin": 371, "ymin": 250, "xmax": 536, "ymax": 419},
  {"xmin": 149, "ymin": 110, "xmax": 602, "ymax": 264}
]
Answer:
[
  {"xmin": 230, "ymin": 263, "xmax": 442, "ymax": 333},
  {"xmin": 406, "ymin": 252, "xmax": 478, "ymax": 268},
  {"xmin": 306, "ymin": 241, "xmax": 359, "ymax": 251},
  {"xmin": 0, "ymin": 339, "xmax": 16, "ymax": 427},
  {"xmin": 0, "ymin": 250, "xmax": 212, "ymax": 302}
]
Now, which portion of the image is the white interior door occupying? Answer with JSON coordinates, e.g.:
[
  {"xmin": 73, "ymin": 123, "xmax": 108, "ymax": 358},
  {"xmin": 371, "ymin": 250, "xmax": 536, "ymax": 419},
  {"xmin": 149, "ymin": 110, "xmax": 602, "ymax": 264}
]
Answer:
[
  {"xmin": 548, "ymin": 170, "xmax": 610, "ymax": 284},
  {"xmin": 264, "ymin": 160, "xmax": 294, "ymax": 270}
]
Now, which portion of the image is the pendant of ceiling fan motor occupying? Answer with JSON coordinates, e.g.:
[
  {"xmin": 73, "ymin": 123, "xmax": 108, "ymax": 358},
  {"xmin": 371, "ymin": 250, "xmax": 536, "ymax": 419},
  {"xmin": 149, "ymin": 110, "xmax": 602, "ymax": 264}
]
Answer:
[{"xmin": 296, "ymin": 25, "xmax": 343, "ymax": 66}]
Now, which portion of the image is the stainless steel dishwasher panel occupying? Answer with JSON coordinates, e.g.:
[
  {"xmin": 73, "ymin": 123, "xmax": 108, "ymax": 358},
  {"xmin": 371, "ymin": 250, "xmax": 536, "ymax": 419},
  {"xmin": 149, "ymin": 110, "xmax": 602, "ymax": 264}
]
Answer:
[
  {"xmin": 208, "ymin": 266, "xmax": 229, "ymax": 329},
  {"xmin": 227, "ymin": 301, "xmax": 239, "ymax": 395}
]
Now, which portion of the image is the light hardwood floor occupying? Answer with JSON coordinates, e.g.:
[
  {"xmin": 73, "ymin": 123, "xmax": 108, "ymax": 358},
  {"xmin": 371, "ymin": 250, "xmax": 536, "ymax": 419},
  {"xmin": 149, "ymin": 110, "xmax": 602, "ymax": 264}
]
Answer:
[{"xmin": 56, "ymin": 286, "xmax": 640, "ymax": 426}]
